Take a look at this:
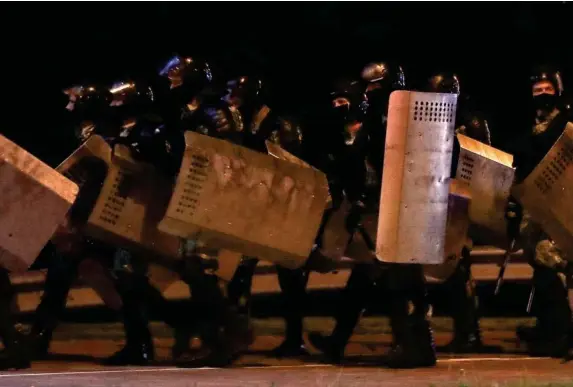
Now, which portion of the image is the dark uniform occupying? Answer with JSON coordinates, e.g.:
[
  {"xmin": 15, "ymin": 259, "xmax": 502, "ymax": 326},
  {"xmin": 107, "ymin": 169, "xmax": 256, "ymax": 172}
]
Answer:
[
  {"xmin": 157, "ymin": 55, "xmax": 251, "ymax": 367},
  {"xmin": 308, "ymin": 74, "xmax": 380, "ymax": 365},
  {"xmin": 426, "ymin": 72, "xmax": 497, "ymax": 354},
  {"xmin": 509, "ymin": 67, "xmax": 573, "ymax": 358},
  {"xmin": 28, "ymin": 85, "xmax": 125, "ymax": 362},
  {"xmin": 223, "ymin": 76, "xmax": 310, "ymax": 358}
]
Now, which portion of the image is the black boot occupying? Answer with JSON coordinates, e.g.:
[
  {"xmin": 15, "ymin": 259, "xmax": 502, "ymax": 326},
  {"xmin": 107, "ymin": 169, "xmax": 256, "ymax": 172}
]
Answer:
[
  {"xmin": 272, "ymin": 267, "xmax": 310, "ymax": 358},
  {"xmin": 309, "ymin": 264, "xmax": 373, "ymax": 363},
  {"xmin": 440, "ymin": 254, "xmax": 499, "ymax": 353},
  {"xmin": 103, "ymin": 269, "xmax": 154, "ymax": 366},
  {"xmin": 0, "ymin": 269, "xmax": 30, "ymax": 370},
  {"xmin": 178, "ymin": 258, "xmax": 252, "ymax": 367},
  {"xmin": 29, "ymin": 254, "xmax": 78, "ymax": 358},
  {"xmin": 518, "ymin": 265, "xmax": 571, "ymax": 358},
  {"xmin": 385, "ymin": 264, "xmax": 436, "ymax": 369}
]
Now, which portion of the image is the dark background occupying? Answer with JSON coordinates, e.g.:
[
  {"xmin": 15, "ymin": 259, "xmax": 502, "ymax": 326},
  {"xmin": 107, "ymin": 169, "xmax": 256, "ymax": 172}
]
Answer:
[{"xmin": 2, "ymin": 2, "xmax": 572, "ymax": 156}]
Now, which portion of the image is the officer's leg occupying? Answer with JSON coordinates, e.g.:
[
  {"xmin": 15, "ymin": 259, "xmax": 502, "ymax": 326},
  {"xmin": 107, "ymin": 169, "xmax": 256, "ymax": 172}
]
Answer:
[
  {"xmin": 440, "ymin": 247, "xmax": 497, "ymax": 353},
  {"xmin": 178, "ymin": 255, "xmax": 252, "ymax": 367},
  {"xmin": 29, "ymin": 248, "xmax": 79, "ymax": 358},
  {"xmin": 103, "ymin": 252, "xmax": 154, "ymax": 366},
  {"xmin": 517, "ymin": 263, "xmax": 571, "ymax": 357},
  {"xmin": 227, "ymin": 257, "xmax": 259, "ymax": 316},
  {"xmin": 0, "ymin": 268, "xmax": 30, "ymax": 370},
  {"xmin": 385, "ymin": 263, "xmax": 436, "ymax": 369},
  {"xmin": 309, "ymin": 263, "xmax": 375, "ymax": 363},
  {"xmin": 271, "ymin": 266, "xmax": 310, "ymax": 357}
]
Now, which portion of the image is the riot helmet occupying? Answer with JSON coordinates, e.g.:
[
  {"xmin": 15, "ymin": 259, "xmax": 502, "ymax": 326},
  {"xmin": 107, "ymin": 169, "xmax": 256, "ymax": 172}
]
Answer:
[
  {"xmin": 64, "ymin": 85, "xmax": 112, "ymax": 117},
  {"xmin": 530, "ymin": 66, "xmax": 564, "ymax": 113},
  {"xmin": 225, "ymin": 76, "xmax": 263, "ymax": 108},
  {"xmin": 361, "ymin": 62, "xmax": 406, "ymax": 113},
  {"xmin": 109, "ymin": 80, "xmax": 155, "ymax": 118},
  {"xmin": 159, "ymin": 55, "xmax": 212, "ymax": 103},
  {"xmin": 426, "ymin": 72, "xmax": 461, "ymax": 95},
  {"xmin": 330, "ymin": 78, "xmax": 369, "ymax": 123}
]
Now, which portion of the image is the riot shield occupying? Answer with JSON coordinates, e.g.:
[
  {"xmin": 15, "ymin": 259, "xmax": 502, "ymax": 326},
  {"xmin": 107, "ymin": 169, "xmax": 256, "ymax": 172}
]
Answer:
[
  {"xmin": 0, "ymin": 135, "xmax": 78, "ymax": 272},
  {"xmin": 455, "ymin": 134, "xmax": 515, "ymax": 247},
  {"xmin": 376, "ymin": 91, "xmax": 457, "ymax": 265},
  {"xmin": 512, "ymin": 122, "xmax": 573, "ymax": 260},
  {"xmin": 423, "ymin": 179, "xmax": 472, "ymax": 282},
  {"xmin": 159, "ymin": 131, "xmax": 330, "ymax": 269},
  {"xmin": 57, "ymin": 137, "xmax": 182, "ymax": 260}
]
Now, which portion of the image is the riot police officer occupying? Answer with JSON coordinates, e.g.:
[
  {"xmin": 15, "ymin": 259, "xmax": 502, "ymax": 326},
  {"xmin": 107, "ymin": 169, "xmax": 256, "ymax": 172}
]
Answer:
[
  {"xmin": 309, "ymin": 64, "xmax": 410, "ymax": 365},
  {"xmin": 223, "ymin": 75, "xmax": 310, "ymax": 358},
  {"xmin": 425, "ymin": 72, "xmax": 497, "ymax": 354},
  {"xmin": 157, "ymin": 55, "xmax": 251, "ymax": 367},
  {"xmin": 308, "ymin": 76, "xmax": 378, "ymax": 364},
  {"xmin": 509, "ymin": 66, "xmax": 572, "ymax": 358},
  {"xmin": 28, "ymin": 84, "xmax": 124, "ymax": 362}
]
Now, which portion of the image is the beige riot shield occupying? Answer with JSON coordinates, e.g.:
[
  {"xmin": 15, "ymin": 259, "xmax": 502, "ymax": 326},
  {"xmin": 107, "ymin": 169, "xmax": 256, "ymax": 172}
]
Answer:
[
  {"xmin": 0, "ymin": 135, "xmax": 79, "ymax": 272},
  {"xmin": 159, "ymin": 131, "xmax": 330, "ymax": 269},
  {"xmin": 455, "ymin": 134, "xmax": 515, "ymax": 247},
  {"xmin": 376, "ymin": 91, "xmax": 457, "ymax": 265},
  {"xmin": 266, "ymin": 141, "xmax": 333, "ymax": 208},
  {"xmin": 57, "ymin": 137, "xmax": 182, "ymax": 260},
  {"xmin": 423, "ymin": 179, "xmax": 472, "ymax": 282},
  {"xmin": 512, "ymin": 122, "xmax": 573, "ymax": 259}
]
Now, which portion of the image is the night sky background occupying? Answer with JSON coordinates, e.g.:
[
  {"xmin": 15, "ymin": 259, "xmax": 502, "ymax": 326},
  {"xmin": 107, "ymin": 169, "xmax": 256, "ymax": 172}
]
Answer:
[{"xmin": 2, "ymin": 2, "xmax": 572, "ymax": 160}]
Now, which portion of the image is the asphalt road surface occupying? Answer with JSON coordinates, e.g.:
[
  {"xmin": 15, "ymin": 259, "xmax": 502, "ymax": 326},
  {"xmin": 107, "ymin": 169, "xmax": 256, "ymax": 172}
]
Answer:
[{"xmin": 2, "ymin": 318, "xmax": 573, "ymax": 386}]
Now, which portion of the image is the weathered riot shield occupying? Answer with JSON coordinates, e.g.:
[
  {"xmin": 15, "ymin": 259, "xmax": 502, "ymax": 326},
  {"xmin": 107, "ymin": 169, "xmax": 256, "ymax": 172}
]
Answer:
[
  {"xmin": 0, "ymin": 135, "xmax": 78, "ymax": 272},
  {"xmin": 57, "ymin": 137, "xmax": 182, "ymax": 260},
  {"xmin": 159, "ymin": 131, "xmax": 330, "ymax": 269},
  {"xmin": 455, "ymin": 134, "xmax": 515, "ymax": 247},
  {"xmin": 512, "ymin": 122, "xmax": 573, "ymax": 260},
  {"xmin": 423, "ymin": 179, "xmax": 472, "ymax": 282},
  {"xmin": 377, "ymin": 91, "xmax": 457, "ymax": 265},
  {"xmin": 266, "ymin": 141, "xmax": 333, "ymax": 207}
]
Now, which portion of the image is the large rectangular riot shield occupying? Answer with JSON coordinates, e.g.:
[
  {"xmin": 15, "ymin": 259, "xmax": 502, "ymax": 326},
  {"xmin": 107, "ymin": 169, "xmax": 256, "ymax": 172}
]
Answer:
[
  {"xmin": 159, "ymin": 131, "xmax": 330, "ymax": 269},
  {"xmin": 376, "ymin": 91, "xmax": 457, "ymax": 265},
  {"xmin": 0, "ymin": 135, "xmax": 79, "ymax": 272},
  {"xmin": 57, "ymin": 137, "xmax": 182, "ymax": 259},
  {"xmin": 455, "ymin": 134, "xmax": 515, "ymax": 247},
  {"xmin": 512, "ymin": 122, "xmax": 573, "ymax": 259}
]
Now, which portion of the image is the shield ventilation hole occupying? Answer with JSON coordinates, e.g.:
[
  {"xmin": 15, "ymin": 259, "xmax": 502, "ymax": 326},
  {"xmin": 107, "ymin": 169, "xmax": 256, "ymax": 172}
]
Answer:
[
  {"xmin": 100, "ymin": 172, "xmax": 127, "ymax": 226},
  {"xmin": 175, "ymin": 153, "xmax": 208, "ymax": 215},
  {"xmin": 534, "ymin": 143, "xmax": 573, "ymax": 194},
  {"xmin": 459, "ymin": 154, "xmax": 474, "ymax": 182},
  {"xmin": 412, "ymin": 100, "xmax": 455, "ymax": 123}
]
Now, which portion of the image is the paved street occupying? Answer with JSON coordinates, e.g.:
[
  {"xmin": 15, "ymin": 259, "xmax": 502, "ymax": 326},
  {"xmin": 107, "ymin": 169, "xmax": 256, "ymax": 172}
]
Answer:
[{"xmin": 2, "ymin": 318, "xmax": 573, "ymax": 386}]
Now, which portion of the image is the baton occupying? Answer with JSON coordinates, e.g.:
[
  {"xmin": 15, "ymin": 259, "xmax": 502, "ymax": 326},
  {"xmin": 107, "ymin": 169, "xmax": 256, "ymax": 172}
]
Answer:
[
  {"xmin": 494, "ymin": 238, "xmax": 516, "ymax": 295},
  {"xmin": 526, "ymin": 286, "xmax": 535, "ymax": 313}
]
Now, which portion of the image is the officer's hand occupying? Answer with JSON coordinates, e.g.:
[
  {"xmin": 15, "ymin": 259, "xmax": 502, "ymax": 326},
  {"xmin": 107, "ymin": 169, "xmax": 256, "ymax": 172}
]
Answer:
[{"xmin": 505, "ymin": 200, "xmax": 523, "ymax": 239}]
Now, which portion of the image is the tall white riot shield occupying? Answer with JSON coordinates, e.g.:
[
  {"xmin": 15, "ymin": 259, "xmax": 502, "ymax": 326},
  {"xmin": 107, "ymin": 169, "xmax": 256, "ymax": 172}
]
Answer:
[
  {"xmin": 376, "ymin": 91, "xmax": 457, "ymax": 265},
  {"xmin": 0, "ymin": 135, "xmax": 79, "ymax": 272},
  {"xmin": 57, "ymin": 136, "xmax": 182, "ymax": 259},
  {"xmin": 159, "ymin": 131, "xmax": 330, "ymax": 269},
  {"xmin": 512, "ymin": 123, "xmax": 573, "ymax": 260},
  {"xmin": 455, "ymin": 134, "xmax": 515, "ymax": 247}
]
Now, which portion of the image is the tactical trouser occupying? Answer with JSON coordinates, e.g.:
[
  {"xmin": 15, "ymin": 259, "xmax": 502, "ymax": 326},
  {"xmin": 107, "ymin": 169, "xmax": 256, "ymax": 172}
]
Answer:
[
  {"xmin": 517, "ymin": 262, "xmax": 572, "ymax": 357},
  {"xmin": 227, "ymin": 257, "xmax": 310, "ymax": 357},
  {"xmin": 177, "ymin": 255, "xmax": 252, "ymax": 367},
  {"xmin": 385, "ymin": 263, "xmax": 436, "ymax": 369},
  {"xmin": 0, "ymin": 268, "xmax": 30, "ymax": 370},
  {"xmin": 440, "ymin": 247, "xmax": 491, "ymax": 353},
  {"xmin": 308, "ymin": 263, "xmax": 377, "ymax": 363}
]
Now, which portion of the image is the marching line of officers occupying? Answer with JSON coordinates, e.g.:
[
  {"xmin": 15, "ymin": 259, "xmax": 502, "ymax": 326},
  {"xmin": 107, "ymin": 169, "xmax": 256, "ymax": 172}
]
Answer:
[{"xmin": 0, "ymin": 55, "xmax": 571, "ymax": 371}]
